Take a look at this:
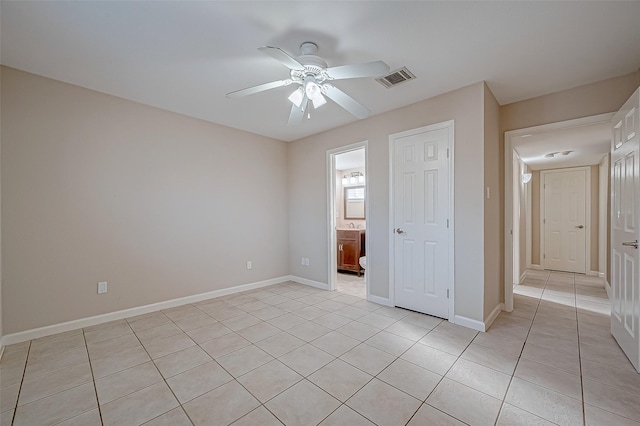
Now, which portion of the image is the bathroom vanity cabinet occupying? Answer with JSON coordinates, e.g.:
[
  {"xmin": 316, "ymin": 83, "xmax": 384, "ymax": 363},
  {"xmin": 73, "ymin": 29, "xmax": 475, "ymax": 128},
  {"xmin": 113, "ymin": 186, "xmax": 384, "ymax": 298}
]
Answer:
[{"xmin": 337, "ymin": 229, "xmax": 365, "ymax": 276}]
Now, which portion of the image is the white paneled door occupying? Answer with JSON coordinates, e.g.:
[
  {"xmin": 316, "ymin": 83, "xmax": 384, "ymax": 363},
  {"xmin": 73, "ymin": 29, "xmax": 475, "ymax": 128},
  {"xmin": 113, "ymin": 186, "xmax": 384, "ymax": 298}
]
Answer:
[
  {"xmin": 611, "ymin": 88, "xmax": 640, "ymax": 373},
  {"xmin": 392, "ymin": 122, "xmax": 452, "ymax": 319},
  {"xmin": 542, "ymin": 168, "xmax": 587, "ymax": 273}
]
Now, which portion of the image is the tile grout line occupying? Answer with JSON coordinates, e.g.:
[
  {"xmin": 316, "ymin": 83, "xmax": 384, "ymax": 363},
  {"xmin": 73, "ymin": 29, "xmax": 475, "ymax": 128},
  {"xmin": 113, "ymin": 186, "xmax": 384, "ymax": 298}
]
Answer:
[
  {"xmin": 573, "ymin": 274, "xmax": 587, "ymax": 426},
  {"xmin": 125, "ymin": 314, "xmax": 189, "ymax": 425},
  {"xmin": 402, "ymin": 325, "xmax": 477, "ymax": 426},
  {"xmin": 493, "ymin": 270, "xmax": 549, "ymax": 425},
  {"xmin": 9, "ymin": 341, "xmax": 31, "ymax": 426},
  {"xmin": 81, "ymin": 329, "xmax": 105, "ymax": 426}
]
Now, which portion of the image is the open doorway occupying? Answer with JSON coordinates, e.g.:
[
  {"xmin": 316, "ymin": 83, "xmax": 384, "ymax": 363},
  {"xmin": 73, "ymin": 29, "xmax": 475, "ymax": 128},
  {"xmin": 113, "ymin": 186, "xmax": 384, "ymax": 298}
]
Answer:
[
  {"xmin": 504, "ymin": 113, "xmax": 613, "ymax": 310},
  {"xmin": 327, "ymin": 143, "xmax": 368, "ymax": 296}
]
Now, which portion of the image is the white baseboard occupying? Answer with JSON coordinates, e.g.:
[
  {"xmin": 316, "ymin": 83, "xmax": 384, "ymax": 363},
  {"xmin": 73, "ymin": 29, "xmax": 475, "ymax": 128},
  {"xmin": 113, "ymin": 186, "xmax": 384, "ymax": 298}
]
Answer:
[
  {"xmin": 587, "ymin": 271, "xmax": 601, "ymax": 277},
  {"xmin": 598, "ymin": 272, "xmax": 605, "ymax": 278},
  {"xmin": 453, "ymin": 315, "xmax": 486, "ymax": 332},
  {"xmin": 367, "ymin": 294, "xmax": 393, "ymax": 307},
  {"xmin": 530, "ymin": 264, "xmax": 544, "ymax": 270},
  {"xmin": 484, "ymin": 303, "xmax": 504, "ymax": 330},
  {"xmin": 288, "ymin": 275, "xmax": 329, "ymax": 291},
  {"xmin": 2, "ymin": 276, "xmax": 290, "ymax": 346},
  {"xmin": 0, "ymin": 338, "xmax": 4, "ymax": 360},
  {"xmin": 605, "ymin": 280, "xmax": 611, "ymax": 299}
]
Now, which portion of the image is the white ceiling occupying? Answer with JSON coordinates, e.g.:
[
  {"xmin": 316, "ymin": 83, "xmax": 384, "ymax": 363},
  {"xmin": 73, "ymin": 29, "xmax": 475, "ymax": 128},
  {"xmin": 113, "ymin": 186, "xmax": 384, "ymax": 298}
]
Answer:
[
  {"xmin": 513, "ymin": 121, "xmax": 610, "ymax": 171},
  {"xmin": 336, "ymin": 149, "xmax": 365, "ymax": 171},
  {"xmin": 2, "ymin": 1, "xmax": 640, "ymax": 142}
]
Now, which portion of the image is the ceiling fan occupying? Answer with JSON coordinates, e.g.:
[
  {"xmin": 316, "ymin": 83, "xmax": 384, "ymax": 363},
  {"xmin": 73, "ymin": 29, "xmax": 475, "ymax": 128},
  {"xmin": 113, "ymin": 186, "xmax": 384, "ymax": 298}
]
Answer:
[{"xmin": 226, "ymin": 42, "xmax": 390, "ymax": 125}]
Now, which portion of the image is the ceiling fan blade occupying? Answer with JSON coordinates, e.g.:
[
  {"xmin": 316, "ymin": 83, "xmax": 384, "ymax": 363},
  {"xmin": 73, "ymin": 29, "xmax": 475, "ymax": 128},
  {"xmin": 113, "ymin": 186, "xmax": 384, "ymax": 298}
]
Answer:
[
  {"xmin": 288, "ymin": 95, "xmax": 308, "ymax": 126},
  {"xmin": 259, "ymin": 46, "xmax": 305, "ymax": 71},
  {"xmin": 325, "ymin": 61, "xmax": 390, "ymax": 80},
  {"xmin": 323, "ymin": 85, "xmax": 371, "ymax": 119},
  {"xmin": 225, "ymin": 80, "xmax": 290, "ymax": 98}
]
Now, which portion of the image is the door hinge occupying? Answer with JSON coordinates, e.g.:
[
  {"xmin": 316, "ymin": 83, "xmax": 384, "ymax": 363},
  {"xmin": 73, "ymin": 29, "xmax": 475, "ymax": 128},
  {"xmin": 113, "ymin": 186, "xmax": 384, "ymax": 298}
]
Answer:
[
  {"xmin": 446, "ymin": 219, "xmax": 449, "ymax": 228},
  {"xmin": 446, "ymin": 289, "xmax": 450, "ymax": 299},
  {"xmin": 543, "ymin": 218, "xmax": 546, "ymax": 224},
  {"xmin": 446, "ymin": 148, "xmax": 449, "ymax": 158},
  {"xmin": 543, "ymin": 253, "xmax": 546, "ymax": 259}
]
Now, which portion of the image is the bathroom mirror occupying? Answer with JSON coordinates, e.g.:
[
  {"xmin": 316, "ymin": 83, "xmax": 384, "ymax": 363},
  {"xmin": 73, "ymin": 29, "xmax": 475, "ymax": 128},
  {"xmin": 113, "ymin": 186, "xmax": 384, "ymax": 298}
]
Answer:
[{"xmin": 344, "ymin": 185, "xmax": 365, "ymax": 219}]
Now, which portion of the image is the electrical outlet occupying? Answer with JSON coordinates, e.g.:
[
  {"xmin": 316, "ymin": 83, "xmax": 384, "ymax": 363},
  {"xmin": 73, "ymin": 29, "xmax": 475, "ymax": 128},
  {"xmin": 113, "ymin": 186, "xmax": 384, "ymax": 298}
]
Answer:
[
  {"xmin": 246, "ymin": 261, "xmax": 252, "ymax": 270},
  {"xmin": 305, "ymin": 258, "xmax": 310, "ymax": 266},
  {"xmin": 301, "ymin": 257, "xmax": 305, "ymax": 265},
  {"xmin": 97, "ymin": 281, "xmax": 108, "ymax": 294}
]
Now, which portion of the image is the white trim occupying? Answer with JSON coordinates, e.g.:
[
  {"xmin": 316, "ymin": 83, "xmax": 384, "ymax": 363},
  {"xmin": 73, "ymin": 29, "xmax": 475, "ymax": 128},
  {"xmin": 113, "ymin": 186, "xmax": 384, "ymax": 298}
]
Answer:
[
  {"xmin": 525, "ymin": 166, "xmax": 533, "ymax": 269},
  {"xmin": 326, "ymin": 142, "xmax": 369, "ymax": 296},
  {"xmin": 539, "ymin": 173, "xmax": 544, "ymax": 268},
  {"xmin": 513, "ymin": 155, "xmax": 522, "ymax": 288},
  {"xmin": 519, "ymin": 270, "xmax": 527, "ymax": 284},
  {"xmin": 598, "ymin": 154, "xmax": 609, "ymax": 280},
  {"xmin": 540, "ymin": 166, "xmax": 591, "ymax": 274},
  {"xmin": 0, "ymin": 341, "xmax": 4, "ymax": 360},
  {"xmin": 605, "ymin": 280, "xmax": 611, "ymax": 299},
  {"xmin": 2, "ymin": 276, "xmax": 290, "ymax": 345},
  {"xmin": 587, "ymin": 271, "xmax": 601, "ymax": 277},
  {"xmin": 288, "ymin": 275, "xmax": 329, "ymax": 291},
  {"xmin": 598, "ymin": 272, "xmax": 605, "ymax": 278},
  {"xmin": 484, "ymin": 303, "xmax": 504, "ymax": 330},
  {"xmin": 453, "ymin": 315, "xmax": 485, "ymax": 332},
  {"xmin": 388, "ymin": 120, "xmax": 455, "ymax": 321},
  {"xmin": 367, "ymin": 294, "xmax": 393, "ymax": 307},
  {"xmin": 530, "ymin": 264, "xmax": 544, "ymax": 270},
  {"xmin": 504, "ymin": 113, "xmax": 615, "ymax": 315}
]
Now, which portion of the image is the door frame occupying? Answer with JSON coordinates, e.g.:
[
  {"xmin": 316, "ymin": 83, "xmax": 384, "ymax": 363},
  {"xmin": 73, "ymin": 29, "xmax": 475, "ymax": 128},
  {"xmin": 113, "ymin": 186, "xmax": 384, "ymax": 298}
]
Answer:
[
  {"xmin": 388, "ymin": 120, "xmax": 455, "ymax": 321},
  {"xmin": 504, "ymin": 112, "xmax": 614, "ymax": 311},
  {"xmin": 539, "ymin": 166, "xmax": 591, "ymax": 274},
  {"xmin": 326, "ymin": 141, "xmax": 369, "ymax": 293}
]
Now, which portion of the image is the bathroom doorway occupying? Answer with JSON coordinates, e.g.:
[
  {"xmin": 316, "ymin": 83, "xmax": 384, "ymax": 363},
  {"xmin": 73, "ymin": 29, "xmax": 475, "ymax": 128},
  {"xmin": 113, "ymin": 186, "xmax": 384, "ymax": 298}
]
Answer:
[{"xmin": 327, "ymin": 142, "xmax": 368, "ymax": 296}]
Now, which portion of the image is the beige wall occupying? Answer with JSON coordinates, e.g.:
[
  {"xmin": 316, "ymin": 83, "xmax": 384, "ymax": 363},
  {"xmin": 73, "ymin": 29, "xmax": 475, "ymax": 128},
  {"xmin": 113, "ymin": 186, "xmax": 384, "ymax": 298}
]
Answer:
[
  {"xmin": 0, "ymin": 64, "xmax": 3, "ymax": 342},
  {"xmin": 483, "ymin": 83, "xmax": 502, "ymax": 319},
  {"xmin": 289, "ymin": 82, "xmax": 487, "ymax": 322},
  {"xmin": 1, "ymin": 67, "xmax": 290, "ymax": 334},
  {"xmin": 502, "ymin": 71, "xmax": 640, "ymax": 133}
]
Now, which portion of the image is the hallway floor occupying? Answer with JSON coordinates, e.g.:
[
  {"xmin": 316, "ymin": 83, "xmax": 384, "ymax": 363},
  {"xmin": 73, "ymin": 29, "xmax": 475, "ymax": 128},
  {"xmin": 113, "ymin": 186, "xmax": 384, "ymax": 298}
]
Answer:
[
  {"xmin": 336, "ymin": 272, "xmax": 365, "ymax": 299},
  {"xmin": 1, "ymin": 270, "xmax": 638, "ymax": 425}
]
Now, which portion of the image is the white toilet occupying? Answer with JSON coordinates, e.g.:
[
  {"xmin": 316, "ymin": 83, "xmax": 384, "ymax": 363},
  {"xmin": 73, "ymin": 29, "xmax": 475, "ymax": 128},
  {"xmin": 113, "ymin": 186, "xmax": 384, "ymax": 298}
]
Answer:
[{"xmin": 359, "ymin": 256, "xmax": 366, "ymax": 270}]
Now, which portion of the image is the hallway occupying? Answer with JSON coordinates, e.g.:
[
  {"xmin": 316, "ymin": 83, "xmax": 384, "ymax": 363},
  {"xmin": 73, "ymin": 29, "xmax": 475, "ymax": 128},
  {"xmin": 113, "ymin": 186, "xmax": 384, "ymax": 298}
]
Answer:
[{"xmin": 505, "ymin": 269, "xmax": 638, "ymax": 424}]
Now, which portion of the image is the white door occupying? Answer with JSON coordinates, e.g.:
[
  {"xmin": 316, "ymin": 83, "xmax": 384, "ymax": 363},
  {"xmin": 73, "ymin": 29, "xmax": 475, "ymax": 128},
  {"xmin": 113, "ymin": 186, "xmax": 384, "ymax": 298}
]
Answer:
[
  {"xmin": 611, "ymin": 88, "xmax": 640, "ymax": 373},
  {"xmin": 392, "ymin": 123, "xmax": 452, "ymax": 319},
  {"xmin": 542, "ymin": 169, "xmax": 587, "ymax": 273}
]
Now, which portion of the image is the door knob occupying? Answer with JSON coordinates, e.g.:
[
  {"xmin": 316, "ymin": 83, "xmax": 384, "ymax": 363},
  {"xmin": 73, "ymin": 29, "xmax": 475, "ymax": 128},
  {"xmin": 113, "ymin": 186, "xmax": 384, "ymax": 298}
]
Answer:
[
  {"xmin": 396, "ymin": 228, "xmax": 405, "ymax": 234},
  {"xmin": 575, "ymin": 225, "xmax": 584, "ymax": 229},
  {"xmin": 622, "ymin": 240, "xmax": 639, "ymax": 249}
]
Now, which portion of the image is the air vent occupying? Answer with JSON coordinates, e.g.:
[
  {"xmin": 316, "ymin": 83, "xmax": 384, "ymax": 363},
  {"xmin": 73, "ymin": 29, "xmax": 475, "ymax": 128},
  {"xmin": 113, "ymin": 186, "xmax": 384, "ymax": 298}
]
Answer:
[{"xmin": 376, "ymin": 67, "xmax": 416, "ymax": 88}]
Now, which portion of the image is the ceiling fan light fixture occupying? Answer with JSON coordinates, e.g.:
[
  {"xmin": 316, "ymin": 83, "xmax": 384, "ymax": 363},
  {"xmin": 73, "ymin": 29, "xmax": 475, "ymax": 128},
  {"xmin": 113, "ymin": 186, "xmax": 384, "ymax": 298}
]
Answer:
[
  {"xmin": 311, "ymin": 94, "xmax": 326, "ymax": 109},
  {"xmin": 288, "ymin": 88, "xmax": 304, "ymax": 107},
  {"xmin": 305, "ymin": 81, "xmax": 320, "ymax": 97}
]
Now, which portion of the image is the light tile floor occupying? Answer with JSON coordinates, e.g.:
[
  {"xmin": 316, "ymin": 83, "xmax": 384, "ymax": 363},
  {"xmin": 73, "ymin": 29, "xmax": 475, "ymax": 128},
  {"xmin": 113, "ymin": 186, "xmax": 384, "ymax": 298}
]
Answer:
[
  {"xmin": 1, "ymin": 270, "xmax": 639, "ymax": 425},
  {"xmin": 336, "ymin": 272, "xmax": 365, "ymax": 299}
]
